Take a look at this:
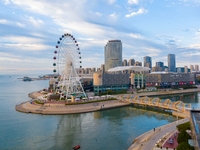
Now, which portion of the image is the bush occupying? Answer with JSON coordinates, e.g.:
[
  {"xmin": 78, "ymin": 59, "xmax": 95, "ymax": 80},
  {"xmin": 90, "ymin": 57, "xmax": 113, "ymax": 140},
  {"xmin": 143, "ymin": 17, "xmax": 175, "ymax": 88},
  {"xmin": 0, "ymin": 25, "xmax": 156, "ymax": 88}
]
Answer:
[
  {"xmin": 177, "ymin": 122, "xmax": 190, "ymax": 132},
  {"xmin": 177, "ymin": 130, "xmax": 191, "ymax": 144},
  {"xmin": 177, "ymin": 142, "xmax": 194, "ymax": 150},
  {"xmin": 34, "ymin": 100, "xmax": 44, "ymax": 105}
]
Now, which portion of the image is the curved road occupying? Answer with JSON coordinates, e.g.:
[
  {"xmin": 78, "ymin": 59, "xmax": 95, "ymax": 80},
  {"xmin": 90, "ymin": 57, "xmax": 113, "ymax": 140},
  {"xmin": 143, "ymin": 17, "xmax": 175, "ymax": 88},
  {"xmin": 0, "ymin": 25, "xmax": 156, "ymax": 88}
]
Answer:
[{"xmin": 128, "ymin": 118, "xmax": 189, "ymax": 150}]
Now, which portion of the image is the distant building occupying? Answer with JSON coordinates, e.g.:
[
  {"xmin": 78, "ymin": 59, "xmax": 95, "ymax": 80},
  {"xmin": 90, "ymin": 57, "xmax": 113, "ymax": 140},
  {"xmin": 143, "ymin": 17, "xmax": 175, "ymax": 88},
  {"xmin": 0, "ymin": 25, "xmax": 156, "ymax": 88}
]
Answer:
[
  {"xmin": 134, "ymin": 61, "xmax": 142, "ymax": 66},
  {"xmin": 100, "ymin": 64, "xmax": 105, "ymax": 73},
  {"xmin": 156, "ymin": 62, "xmax": 164, "ymax": 71},
  {"xmin": 168, "ymin": 54, "xmax": 176, "ymax": 72},
  {"xmin": 190, "ymin": 65, "xmax": 194, "ymax": 72},
  {"xmin": 195, "ymin": 65, "xmax": 199, "ymax": 72},
  {"xmin": 123, "ymin": 59, "xmax": 127, "ymax": 66},
  {"xmin": 184, "ymin": 66, "xmax": 188, "ymax": 73},
  {"xmin": 143, "ymin": 56, "xmax": 152, "ymax": 68},
  {"xmin": 128, "ymin": 59, "xmax": 135, "ymax": 66},
  {"xmin": 146, "ymin": 73, "xmax": 196, "ymax": 88},
  {"xmin": 104, "ymin": 40, "xmax": 122, "ymax": 71},
  {"xmin": 152, "ymin": 66, "xmax": 163, "ymax": 72},
  {"xmin": 176, "ymin": 67, "xmax": 184, "ymax": 73}
]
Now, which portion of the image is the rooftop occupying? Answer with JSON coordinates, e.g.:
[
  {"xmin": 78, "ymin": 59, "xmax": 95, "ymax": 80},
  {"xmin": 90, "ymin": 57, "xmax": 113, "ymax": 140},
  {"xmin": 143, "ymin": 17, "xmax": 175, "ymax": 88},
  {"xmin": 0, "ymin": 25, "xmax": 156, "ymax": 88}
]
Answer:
[{"xmin": 107, "ymin": 66, "xmax": 150, "ymax": 72}]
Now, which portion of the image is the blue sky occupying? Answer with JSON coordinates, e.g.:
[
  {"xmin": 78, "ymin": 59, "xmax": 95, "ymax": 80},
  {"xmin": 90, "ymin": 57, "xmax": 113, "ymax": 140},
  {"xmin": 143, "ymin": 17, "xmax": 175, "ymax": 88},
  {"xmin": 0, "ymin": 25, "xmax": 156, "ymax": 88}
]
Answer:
[{"xmin": 0, "ymin": 0, "xmax": 200, "ymax": 75}]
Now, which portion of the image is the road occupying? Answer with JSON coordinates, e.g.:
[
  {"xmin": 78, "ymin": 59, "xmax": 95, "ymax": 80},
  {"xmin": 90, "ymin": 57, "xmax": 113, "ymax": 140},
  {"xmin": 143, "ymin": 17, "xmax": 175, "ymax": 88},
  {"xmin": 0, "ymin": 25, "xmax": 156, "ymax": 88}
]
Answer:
[{"xmin": 141, "ymin": 118, "xmax": 189, "ymax": 150}]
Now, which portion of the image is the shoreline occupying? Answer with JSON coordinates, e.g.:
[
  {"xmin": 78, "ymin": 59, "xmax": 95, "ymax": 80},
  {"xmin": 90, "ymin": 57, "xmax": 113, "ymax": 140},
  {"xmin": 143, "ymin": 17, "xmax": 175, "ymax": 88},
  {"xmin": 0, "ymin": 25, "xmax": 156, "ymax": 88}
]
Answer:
[{"xmin": 15, "ymin": 88, "xmax": 200, "ymax": 115}]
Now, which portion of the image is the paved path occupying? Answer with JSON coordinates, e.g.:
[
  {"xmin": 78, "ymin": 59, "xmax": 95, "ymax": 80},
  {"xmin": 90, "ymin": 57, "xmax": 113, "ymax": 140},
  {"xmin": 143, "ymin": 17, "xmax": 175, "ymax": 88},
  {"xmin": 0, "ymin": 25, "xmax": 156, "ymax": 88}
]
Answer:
[
  {"xmin": 128, "ymin": 118, "xmax": 189, "ymax": 150},
  {"xmin": 15, "ymin": 99, "xmax": 130, "ymax": 115}
]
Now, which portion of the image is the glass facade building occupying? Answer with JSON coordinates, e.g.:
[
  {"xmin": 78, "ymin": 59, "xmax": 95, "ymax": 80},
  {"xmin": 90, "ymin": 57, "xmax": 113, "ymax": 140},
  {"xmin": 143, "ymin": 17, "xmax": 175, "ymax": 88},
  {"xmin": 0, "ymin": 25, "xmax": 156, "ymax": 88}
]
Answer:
[
  {"xmin": 104, "ymin": 40, "xmax": 122, "ymax": 71},
  {"xmin": 143, "ymin": 56, "xmax": 152, "ymax": 68},
  {"xmin": 168, "ymin": 54, "xmax": 176, "ymax": 72},
  {"xmin": 156, "ymin": 61, "xmax": 164, "ymax": 71}
]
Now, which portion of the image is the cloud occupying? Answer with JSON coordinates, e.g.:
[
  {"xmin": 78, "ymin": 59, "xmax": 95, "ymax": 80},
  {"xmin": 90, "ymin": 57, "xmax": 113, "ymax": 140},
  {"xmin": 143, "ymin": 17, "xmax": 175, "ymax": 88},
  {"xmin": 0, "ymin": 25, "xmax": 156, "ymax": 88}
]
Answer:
[
  {"xmin": 0, "ymin": 35, "xmax": 51, "ymax": 51},
  {"xmin": 127, "ymin": 0, "xmax": 139, "ymax": 5},
  {"xmin": 1, "ymin": 35, "xmax": 44, "ymax": 44},
  {"xmin": 0, "ymin": 19, "xmax": 10, "ymax": 24},
  {"xmin": 2, "ymin": 0, "xmax": 10, "ymax": 5},
  {"xmin": 27, "ymin": 16, "xmax": 44, "ymax": 27},
  {"xmin": 16, "ymin": 22, "xmax": 25, "ymax": 27},
  {"xmin": 125, "ymin": 8, "xmax": 147, "ymax": 18},
  {"xmin": 108, "ymin": 0, "xmax": 116, "ymax": 4},
  {"xmin": 95, "ymin": 12, "xmax": 102, "ymax": 16},
  {"xmin": 2, "ymin": 43, "xmax": 51, "ymax": 51},
  {"xmin": 128, "ymin": 33, "xmax": 143, "ymax": 39}
]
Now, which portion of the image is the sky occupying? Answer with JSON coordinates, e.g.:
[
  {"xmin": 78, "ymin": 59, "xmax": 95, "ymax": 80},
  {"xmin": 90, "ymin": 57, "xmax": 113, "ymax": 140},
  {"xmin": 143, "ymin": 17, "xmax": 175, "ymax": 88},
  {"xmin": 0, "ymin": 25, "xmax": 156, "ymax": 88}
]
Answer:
[{"xmin": 0, "ymin": 0, "xmax": 200, "ymax": 75}]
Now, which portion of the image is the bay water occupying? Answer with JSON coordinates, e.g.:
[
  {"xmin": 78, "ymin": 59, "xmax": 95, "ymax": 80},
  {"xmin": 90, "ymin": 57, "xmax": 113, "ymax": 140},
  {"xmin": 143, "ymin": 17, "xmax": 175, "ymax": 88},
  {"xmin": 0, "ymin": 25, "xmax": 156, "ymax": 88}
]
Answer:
[{"xmin": 1, "ymin": 75, "xmax": 198, "ymax": 150}]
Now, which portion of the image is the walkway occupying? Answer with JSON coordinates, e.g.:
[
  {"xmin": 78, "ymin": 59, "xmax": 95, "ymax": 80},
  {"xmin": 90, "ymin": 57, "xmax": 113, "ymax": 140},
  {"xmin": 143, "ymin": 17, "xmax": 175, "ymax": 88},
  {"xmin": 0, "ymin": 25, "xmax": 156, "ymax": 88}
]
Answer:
[
  {"xmin": 15, "ymin": 99, "xmax": 130, "ymax": 115},
  {"xmin": 128, "ymin": 118, "xmax": 189, "ymax": 150}
]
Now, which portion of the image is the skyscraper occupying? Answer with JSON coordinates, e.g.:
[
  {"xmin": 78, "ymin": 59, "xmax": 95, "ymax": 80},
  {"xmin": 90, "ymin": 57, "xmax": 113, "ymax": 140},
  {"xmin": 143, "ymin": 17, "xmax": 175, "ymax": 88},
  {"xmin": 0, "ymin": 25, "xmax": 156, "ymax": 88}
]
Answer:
[
  {"xmin": 190, "ymin": 65, "xmax": 194, "ymax": 72},
  {"xmin": 168, "ymin": 54, "xmax": 176, "ymax": 72},
  {"xmin": 143, "ymin": 56, "xmax": 152, "ymax": 68},
  {"xmin": 195, "ymin": 65, "xmax": 199, "ymax": 71},
  {"xmin": 104, "ymin": 40, "xmax": 122, "ymax": 71},
  {"xmin": 184, "ymin": 66, "xmax": 188, "ymax": 73}
]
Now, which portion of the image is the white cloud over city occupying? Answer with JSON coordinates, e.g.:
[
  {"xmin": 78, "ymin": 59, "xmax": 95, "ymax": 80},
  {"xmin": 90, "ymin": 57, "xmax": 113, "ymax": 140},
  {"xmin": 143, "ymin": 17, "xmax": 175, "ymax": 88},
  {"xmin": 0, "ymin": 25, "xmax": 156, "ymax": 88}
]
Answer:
[{"xmin": 0, "ymin": 0, "xmax": 199, "ymax": 74}]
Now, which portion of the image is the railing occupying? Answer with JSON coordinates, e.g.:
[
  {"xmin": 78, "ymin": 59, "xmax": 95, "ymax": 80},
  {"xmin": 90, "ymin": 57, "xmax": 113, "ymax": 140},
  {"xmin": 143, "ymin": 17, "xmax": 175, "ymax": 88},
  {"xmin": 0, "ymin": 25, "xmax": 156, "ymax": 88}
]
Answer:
[{"xmin": 119, "ymin": 94, "xmax": 191, "ymax": 112}]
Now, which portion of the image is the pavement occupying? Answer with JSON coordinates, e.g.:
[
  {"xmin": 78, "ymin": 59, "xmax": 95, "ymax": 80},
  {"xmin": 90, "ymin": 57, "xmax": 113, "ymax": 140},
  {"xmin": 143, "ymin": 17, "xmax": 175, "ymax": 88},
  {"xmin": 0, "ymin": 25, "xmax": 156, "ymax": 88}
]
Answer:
[
  {"xmin": 128, "ymin": 118, "xmax": 189, "ymax": 150},
  {"xmin": 15, "ymin": 93, "xmax": 130, "ymax": 115}
]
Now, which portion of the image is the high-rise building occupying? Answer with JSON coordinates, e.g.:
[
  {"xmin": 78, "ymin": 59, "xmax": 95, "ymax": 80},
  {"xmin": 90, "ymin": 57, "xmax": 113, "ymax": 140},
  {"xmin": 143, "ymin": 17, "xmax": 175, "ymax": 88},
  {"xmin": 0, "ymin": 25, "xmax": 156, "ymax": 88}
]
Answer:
[
  {"xmin": 195, "ymin": 65, "xmax": 199, "ymax": 71},
  {"xmin": 168, "ymin": 54, "xmax": 176, "ymax": 72},
  {"xmin": 128, "ymin": 59, "xmax": 135, "ymax": 66},
  {"xmin": 143, "ymin": 56, "xmax": 152, "ymax": 68},
  {"xmin": 184, "ymin": 66, "xmax": 188, "ymax": 73},
  {"xmin": 156, "ymin": 61, "xmax": 164, "ymax": 71},
  {"xmin": 190, "ymin": 65, "xmax": 194, "ymax": 72},
  {"xmin": 104, "ymin": 40, "xmax": 122, "ymax": 71},
  {"xmin": 100, "ymin": 64, "xmax": 105, "ymax": 73},
  {"xmin": 123, "ymin": 59, "xmax": 127, "ymax": 66}
]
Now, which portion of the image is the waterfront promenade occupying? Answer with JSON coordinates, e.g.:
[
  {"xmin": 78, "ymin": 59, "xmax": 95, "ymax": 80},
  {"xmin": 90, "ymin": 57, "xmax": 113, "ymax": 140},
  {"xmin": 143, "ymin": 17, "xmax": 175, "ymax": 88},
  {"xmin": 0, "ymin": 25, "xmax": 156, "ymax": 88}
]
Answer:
[
  {"xmin": 16, "ymin": 88, "xmax": 200, "ymax": 115},
  {"xmin": 128, "ymin": 118, "xmax": 189, "ymax": 150}
]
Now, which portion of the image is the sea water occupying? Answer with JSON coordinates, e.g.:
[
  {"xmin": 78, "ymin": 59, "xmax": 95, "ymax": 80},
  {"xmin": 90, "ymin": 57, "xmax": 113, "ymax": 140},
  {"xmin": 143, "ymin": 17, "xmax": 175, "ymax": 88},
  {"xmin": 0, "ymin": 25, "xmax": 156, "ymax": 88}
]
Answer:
[{"xmin": 3, "ymin": 75, "xmax": 198, "ymax": 150}]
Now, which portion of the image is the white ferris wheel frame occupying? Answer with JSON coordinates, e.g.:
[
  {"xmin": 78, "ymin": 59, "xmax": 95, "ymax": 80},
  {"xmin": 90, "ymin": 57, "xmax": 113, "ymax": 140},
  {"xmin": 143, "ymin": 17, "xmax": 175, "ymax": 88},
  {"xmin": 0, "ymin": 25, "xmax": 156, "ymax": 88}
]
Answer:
[{"xmin": 53, "ymin": 33, "xmax": 86, "ymax": 100}]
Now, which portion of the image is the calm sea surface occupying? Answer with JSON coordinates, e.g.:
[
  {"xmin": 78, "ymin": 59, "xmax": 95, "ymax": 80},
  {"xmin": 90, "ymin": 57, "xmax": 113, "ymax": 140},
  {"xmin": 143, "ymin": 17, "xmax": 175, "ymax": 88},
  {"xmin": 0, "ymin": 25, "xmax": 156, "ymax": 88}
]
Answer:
[{"xmin": 0, "ymin": 75, "xmax": 199, "ymax": 150}]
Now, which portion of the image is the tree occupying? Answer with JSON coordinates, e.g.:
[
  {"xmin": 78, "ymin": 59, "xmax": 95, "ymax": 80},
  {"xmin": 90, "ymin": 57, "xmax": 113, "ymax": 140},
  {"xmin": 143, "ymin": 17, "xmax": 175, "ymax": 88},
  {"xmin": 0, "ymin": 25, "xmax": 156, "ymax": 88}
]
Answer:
[
  {"xmin": 177, "ymin": 142, "xmax": 194, "ymax": 150},
  {"xmin": 177, "ymin": 130, "xmax": 191, "ymax": 144}
]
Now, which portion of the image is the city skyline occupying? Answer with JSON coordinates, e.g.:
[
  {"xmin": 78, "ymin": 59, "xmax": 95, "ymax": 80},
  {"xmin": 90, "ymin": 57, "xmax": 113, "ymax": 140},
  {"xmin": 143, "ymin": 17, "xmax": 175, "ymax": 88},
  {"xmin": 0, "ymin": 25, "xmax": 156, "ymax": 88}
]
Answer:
[{"xmin": 0, "ymin": 0, "xmax": 200, "ymax": 75}]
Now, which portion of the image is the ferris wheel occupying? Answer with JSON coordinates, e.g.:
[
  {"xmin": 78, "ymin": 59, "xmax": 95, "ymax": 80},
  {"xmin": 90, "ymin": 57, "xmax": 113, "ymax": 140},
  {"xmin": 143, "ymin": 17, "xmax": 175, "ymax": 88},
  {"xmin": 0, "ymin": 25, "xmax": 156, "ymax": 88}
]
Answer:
[{"xmin": 53, "ymin": 33, "xmax": 86, "ymax": 100}]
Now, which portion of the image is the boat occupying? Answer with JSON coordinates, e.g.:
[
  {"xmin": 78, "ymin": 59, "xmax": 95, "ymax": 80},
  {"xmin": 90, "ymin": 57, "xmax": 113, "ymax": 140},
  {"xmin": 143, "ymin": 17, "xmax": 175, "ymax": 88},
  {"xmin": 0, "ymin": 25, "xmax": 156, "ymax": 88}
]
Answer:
[
  {"xmin": 73, "ymin": 145, "xmax": 81, "ymax": 150},
  {"xmin": 23, "ymin": 76, "xmax": 32, "ymax": 81}
]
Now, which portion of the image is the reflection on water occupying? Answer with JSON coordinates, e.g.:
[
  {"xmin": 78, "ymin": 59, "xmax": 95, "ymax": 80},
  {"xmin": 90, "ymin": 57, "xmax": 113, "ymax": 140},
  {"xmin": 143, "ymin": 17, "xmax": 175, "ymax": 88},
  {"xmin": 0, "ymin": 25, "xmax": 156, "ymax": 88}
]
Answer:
[
  {"xmin": 156, "ymin": 92, "xmax": 199, "ymax": 107},
  {"xmin": 50, "ymin": 106, "xmax": 176, "ymax": 150}
]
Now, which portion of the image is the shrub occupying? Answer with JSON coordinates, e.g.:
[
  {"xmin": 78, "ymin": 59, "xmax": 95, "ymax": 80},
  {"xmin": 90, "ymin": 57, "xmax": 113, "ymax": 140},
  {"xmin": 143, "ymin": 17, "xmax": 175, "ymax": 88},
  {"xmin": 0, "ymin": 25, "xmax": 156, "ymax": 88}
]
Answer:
[
  {"xmin": 34, "ymin": 100, "xmax": 44, "ymax": 105},
  {"xmin": 177, "ymin": 122, "xmax": 190, "ymax": 132},
  {"xmin": 177, "ymin": 142, "xmax": 194, "ymax": 150},
  {"xmin": 177, "ymin": 130, "xmax": 191, "ymax": 144}
]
